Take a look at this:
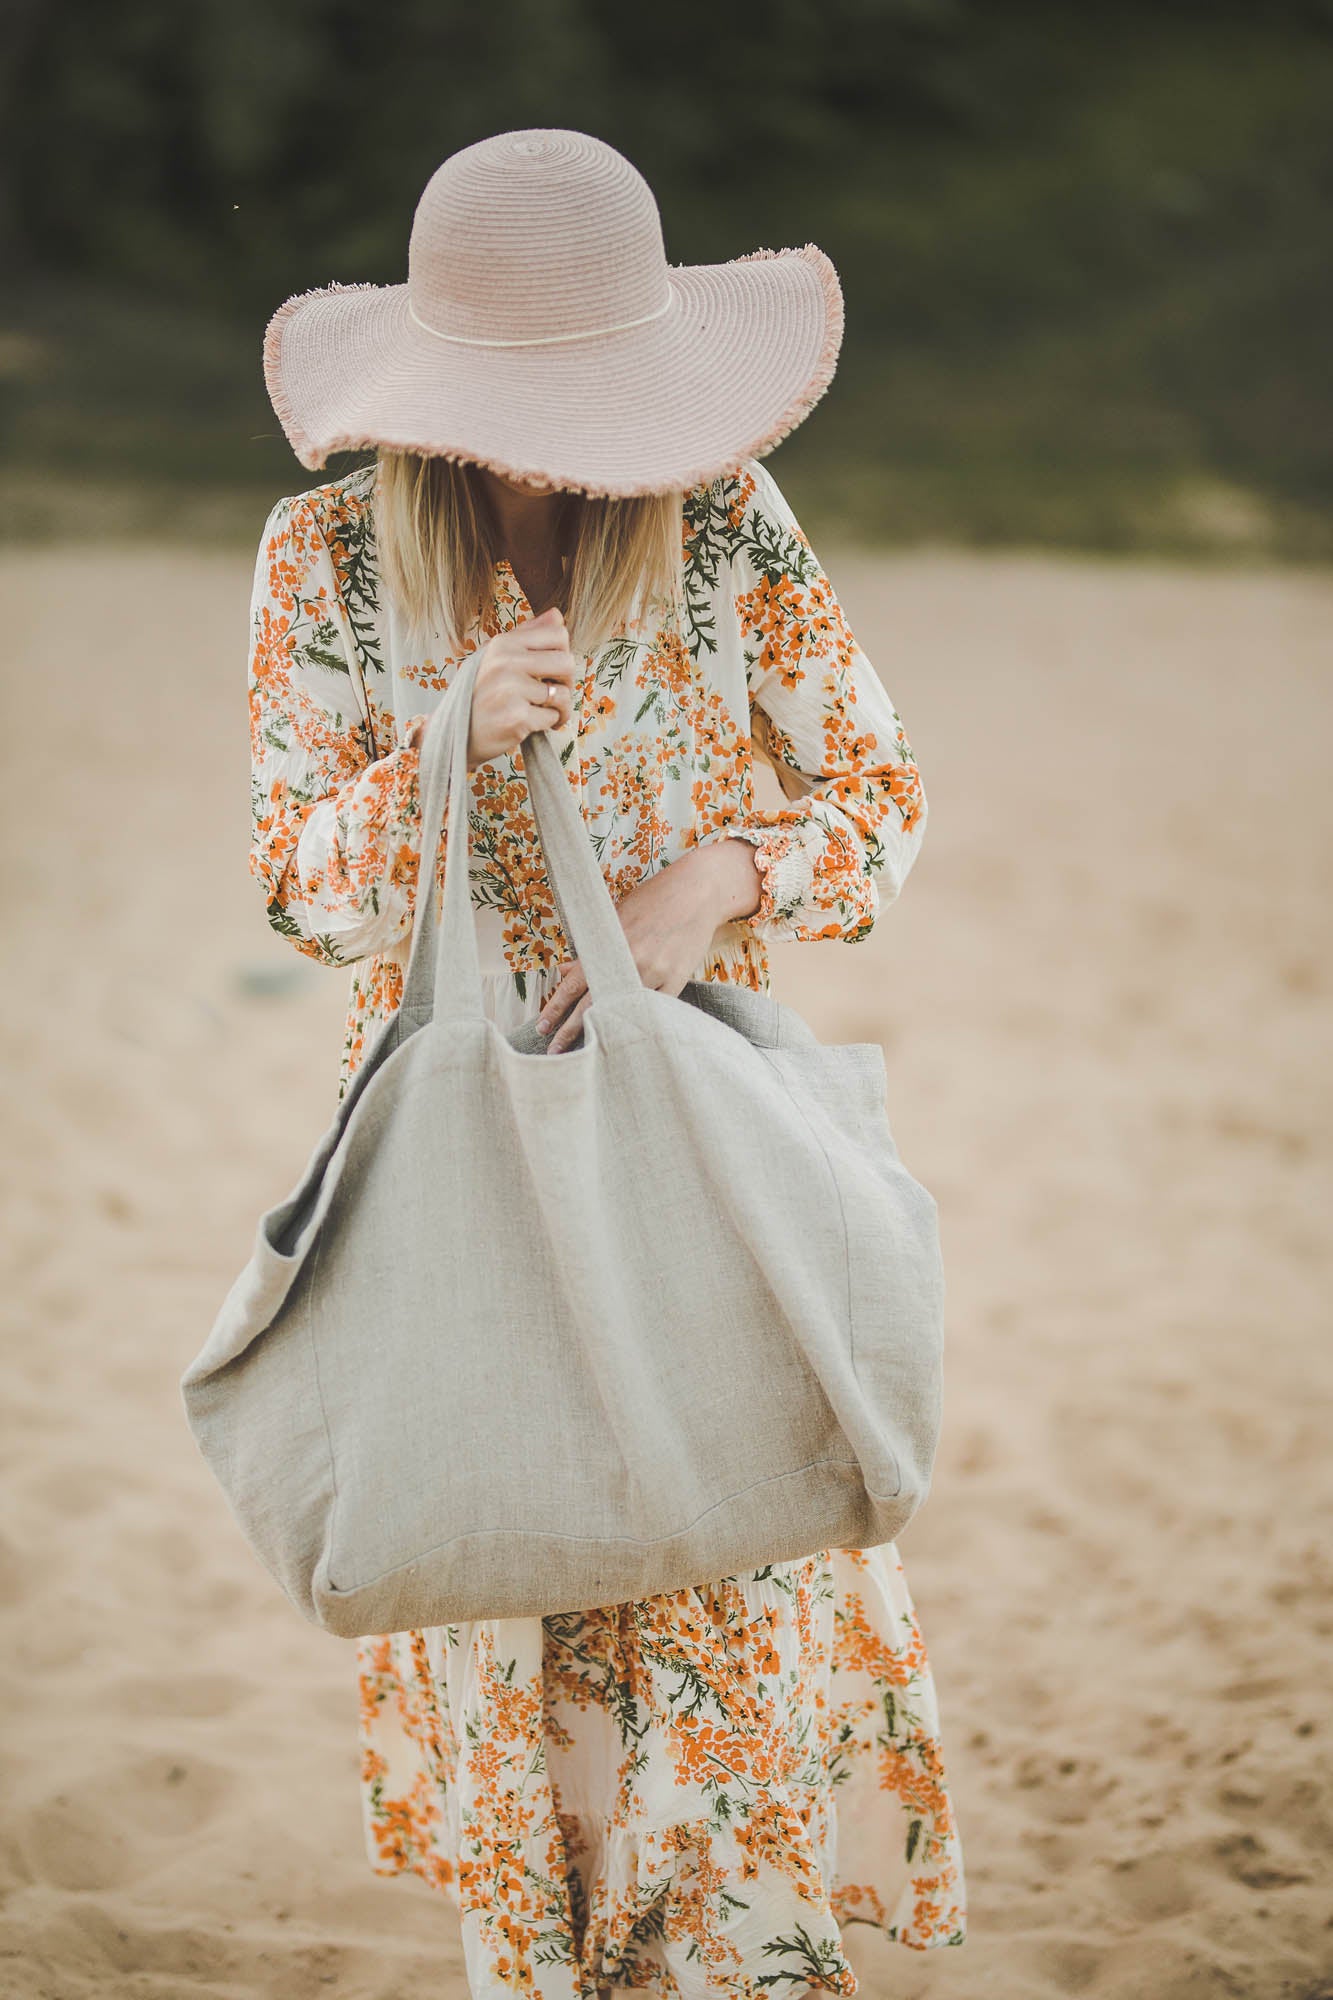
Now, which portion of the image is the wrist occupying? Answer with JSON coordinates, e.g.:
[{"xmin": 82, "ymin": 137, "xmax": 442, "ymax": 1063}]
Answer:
[{"xmin": 702, "ymin": 835, "xmax": 764, "ymax": 924}]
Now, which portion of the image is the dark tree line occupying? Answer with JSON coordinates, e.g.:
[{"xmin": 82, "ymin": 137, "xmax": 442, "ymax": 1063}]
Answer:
[
  {"xmin": 2, "ymin": 1, "xmax": 1329, "ymax": 552},
  {"xmin": 5, "ymin": 0, "xmax": 1321, "ymax": 318}
]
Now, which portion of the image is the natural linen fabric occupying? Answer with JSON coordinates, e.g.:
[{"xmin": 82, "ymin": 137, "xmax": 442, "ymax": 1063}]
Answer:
[{"xmin": 244, "ymin": 453, "xmax": 966, "ymax": 1989}]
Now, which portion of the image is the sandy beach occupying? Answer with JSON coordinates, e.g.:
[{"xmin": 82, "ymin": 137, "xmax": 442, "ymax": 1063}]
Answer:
[{"xmin": 1, "ymin": 539, "xmax": 1329, "ymax": 2000}]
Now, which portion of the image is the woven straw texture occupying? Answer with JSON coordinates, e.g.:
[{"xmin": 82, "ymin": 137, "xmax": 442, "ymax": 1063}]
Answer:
[{"xmin": 263, "ymin": 127, "xmax": 844, "ymax": 494}]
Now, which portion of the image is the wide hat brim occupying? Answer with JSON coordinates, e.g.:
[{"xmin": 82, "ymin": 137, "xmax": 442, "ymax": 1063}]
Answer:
[{"xmin": 263, "ymin": 244, "xmax": 843, "ymax": 497}]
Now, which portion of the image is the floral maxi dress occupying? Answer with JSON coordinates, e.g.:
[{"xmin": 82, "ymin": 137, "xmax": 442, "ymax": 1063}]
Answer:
[{"xmin": 246, "ymin": 451, "xmax": 967, "ymax": 1997}]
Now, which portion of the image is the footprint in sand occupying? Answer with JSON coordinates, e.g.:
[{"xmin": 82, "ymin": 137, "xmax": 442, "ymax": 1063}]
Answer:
[
  {"xmin": 1108, "ymin": 1845, "xmax": 1198, "ymax": 1923},
  {"xmin": 57, "ymin": 1901, "xmax": 248, "ymax": 1988},
  {"xmin": 21, "ymin": 1755, "xmax": 234, "ymax": 1890},
  {"xmin": 1013, "ymin": 1749, "xmax": 1115, "ymax": 1827}
]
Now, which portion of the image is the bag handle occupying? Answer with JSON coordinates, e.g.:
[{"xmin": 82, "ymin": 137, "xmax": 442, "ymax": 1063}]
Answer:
[
  {"xmin": 399, "ymin": 645, "xmax": 642, "ymax": 1025},
  {"xmin": 397, "ymin": 649, "xmax": 475, "ymax": 1022}
]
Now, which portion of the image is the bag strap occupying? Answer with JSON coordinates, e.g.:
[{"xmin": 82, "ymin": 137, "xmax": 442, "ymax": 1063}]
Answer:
[
  {"xmin": 399, "ymin": 646, "xmax": 641, "ymax": 1026},
  {"xmin": 397, "ymin": 648, "xmax": 472, "ymax": 1021}
]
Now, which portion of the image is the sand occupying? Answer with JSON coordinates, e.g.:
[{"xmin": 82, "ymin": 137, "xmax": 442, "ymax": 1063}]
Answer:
[{"xmin": 1, "ymin": 540, "xmax": 1329, "ymax": 2000}]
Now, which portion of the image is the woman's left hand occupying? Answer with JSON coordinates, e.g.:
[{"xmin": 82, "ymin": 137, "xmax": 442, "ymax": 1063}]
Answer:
[{"xmin": 536, "ymin": 839, "xmax": 764, "ymax": 1053}]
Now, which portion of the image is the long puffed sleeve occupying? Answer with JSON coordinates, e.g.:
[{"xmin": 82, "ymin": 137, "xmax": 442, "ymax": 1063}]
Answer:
[
  {"xmin": 247, "ymin": 493, "xmax": 431, "ymax": 967},
  {"xmin": 718, "ymin": 458, "xmax": 927, "ymax": 944}
]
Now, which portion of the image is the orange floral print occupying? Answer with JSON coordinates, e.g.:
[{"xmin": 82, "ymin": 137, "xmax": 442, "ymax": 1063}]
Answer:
[{"xmin": 246, "ymin": 453, "xmax": 964, "ymax": 1993}]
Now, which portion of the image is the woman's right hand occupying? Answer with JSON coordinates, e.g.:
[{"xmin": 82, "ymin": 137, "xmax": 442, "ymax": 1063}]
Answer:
[
  {"xmin": 462, "ymin": 600, "xmax": 572, "ymax": 764},
  {"xmin": 402, "ymin": 607, "xmax": 575, "ymax": 765},
  {"xmin": 464, "ymin": 606, "xmax": 578, "ymax": 767}
]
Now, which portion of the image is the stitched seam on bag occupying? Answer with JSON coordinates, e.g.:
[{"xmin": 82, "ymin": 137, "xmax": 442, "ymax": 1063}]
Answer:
[
  {"xmin": 327, "ymin": 1455, "xmax": 864, "ymax": 1595},
  {"xmin": 304, "ymin": 1219, "xmax": 343, "ymax": 1577},
  {"xmin": 754, "ymin": 1046, "xmax": 903, "ymax": 1502}
]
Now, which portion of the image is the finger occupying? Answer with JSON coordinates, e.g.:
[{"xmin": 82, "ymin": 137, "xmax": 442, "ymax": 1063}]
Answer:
[
  {"xmin": 535, "ymin": 972, "xmax": 573, "ymax": 1032},
  {"xmin": 510, "ymin": 660, "xmax": 573, "ymax": 719},
  {"xmin": 524, "ymin": 695, "xmax": 569, "ymax": 735},
  {"xmin": 513, "ymin": 626, "xmax": 575, "ymax": 651},
  {"xmin": 548, "ymin": 989, "xmax": 593, "ymax": 1055},
  {"xmin": 528, "ymin": 692, "xmax": 572, "ymax": 732},
  {"xmin": 537, "ymin": 962, "xmax": 586, "ymax": 1035},
  {"xmin": 526, "ymin": 678, "xmax": 574, "ymax": 728},
  {"xmin": 517, "ymin": 669, "xmax": 575, "ymax": 707},
  {"xmin": 541, "ymin": 963, "xmax": 588, "ymax": 1031},
  {"xmin": 512, "ymin": 680, "xmax": 570, "ymax": 736},
  {"xmin": 514, "ymin": 609, "xmax": 573, "ymax": 650},
  {"xmin": 520, "ymin": 665, "xmax": 574, "ymax": 719},
  {"xmin": 525, "ymin": 657, "xmax": 576, "ymax": 690}
]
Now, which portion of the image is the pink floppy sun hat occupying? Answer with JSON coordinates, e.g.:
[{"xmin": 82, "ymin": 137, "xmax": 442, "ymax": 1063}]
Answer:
[{"xmin": 263, "ymin": 127, "xmax": 845, "ymax": 499}]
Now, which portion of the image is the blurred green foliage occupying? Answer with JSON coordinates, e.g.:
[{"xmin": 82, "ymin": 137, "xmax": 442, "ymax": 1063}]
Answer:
[{"xmin": 1, "ymin": 0, "xmax": 1330, "ymax": 556}]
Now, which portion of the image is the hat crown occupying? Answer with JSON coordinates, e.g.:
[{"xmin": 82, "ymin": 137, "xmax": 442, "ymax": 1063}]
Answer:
[{"xmin": 408, "ymin": 129, "xmax": 671, "ymax": 345}]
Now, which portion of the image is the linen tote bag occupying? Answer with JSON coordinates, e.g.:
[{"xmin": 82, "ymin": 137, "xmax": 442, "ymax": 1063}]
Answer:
[{"xmin": 180, "ymin": 646, "xmax": 946, "ymax": 1639}]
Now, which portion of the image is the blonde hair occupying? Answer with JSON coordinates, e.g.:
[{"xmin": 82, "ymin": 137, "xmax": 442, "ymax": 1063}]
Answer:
[{"xmin": 373, "ymin": 449, "xmax": 686, "ymax": 659}]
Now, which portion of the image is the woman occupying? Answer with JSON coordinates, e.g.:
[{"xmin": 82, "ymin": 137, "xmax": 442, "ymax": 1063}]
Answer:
[{"xmin": 252, "ymin": 128, "xmax": 965, "ymax": 1997}]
